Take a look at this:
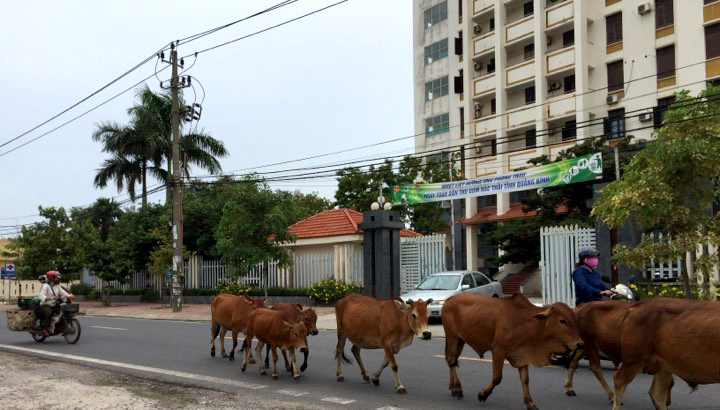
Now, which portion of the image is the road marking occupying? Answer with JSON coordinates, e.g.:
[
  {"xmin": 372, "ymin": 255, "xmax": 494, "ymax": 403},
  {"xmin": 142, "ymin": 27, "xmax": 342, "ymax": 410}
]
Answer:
[
  {"xmin": 90, "ymin": 326, "xmax": 127, "ymax": 331},
  {"xmin": 0, "ymin": 344, "xmax": 267, "ymax": 390},
  {"xmin": 321, "ymin": 397, "xmax": 356, "ymax": 405},
  {"xmin": 377, "ymin": 407, "xmax": 410, "ymax": 410},
  {"xmin": 432, "ymin": 354, "xmax": 556, "ymax": 368},
  {"xmin": 276, "ymin": 389, "xmax": 309, "ymax": 397}
]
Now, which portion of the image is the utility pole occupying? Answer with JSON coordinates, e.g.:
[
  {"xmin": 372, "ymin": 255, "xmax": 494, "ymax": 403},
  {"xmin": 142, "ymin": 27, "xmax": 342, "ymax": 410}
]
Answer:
[
  {"xmin": 448, "ymin": 153, "xmax": 456, "ymax": 271},
  {"xmin": 170, "ymin": 44, "xmax": 184, "ymax": 312}
]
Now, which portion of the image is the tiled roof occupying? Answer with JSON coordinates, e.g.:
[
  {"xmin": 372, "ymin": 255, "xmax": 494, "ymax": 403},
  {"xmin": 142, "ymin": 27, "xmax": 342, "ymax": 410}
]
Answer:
[
  {"xmin": 289, "ymin": 209, "xmax": 421, "ymax": 239},
  {"xmin": 457, "ymin": 203, "xmax": 568, "ymax": 225}
]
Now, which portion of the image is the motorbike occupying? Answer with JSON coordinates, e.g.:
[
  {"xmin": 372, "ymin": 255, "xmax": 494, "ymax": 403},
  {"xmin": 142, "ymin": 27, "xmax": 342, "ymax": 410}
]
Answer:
[{"xmin": 10, "ymin": 297, "xmax": 82, "ymax": 344}]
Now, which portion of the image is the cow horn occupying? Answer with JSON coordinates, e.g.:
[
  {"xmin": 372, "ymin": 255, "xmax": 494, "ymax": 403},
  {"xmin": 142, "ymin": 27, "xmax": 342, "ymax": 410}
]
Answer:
[
  {"xmin": 425, "ymin": 298, "xmax": 434, "ymax": 304},
  {"xmin": 405, "ymin": 299, "xmax": 414, "ymax": 305}
]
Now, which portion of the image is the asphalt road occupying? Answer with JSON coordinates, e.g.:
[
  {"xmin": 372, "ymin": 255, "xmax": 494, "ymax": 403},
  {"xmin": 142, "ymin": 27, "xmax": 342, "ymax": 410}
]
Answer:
[{"xmin": 1, "ymin": 316, "xmax": 718, "ymax": 410}]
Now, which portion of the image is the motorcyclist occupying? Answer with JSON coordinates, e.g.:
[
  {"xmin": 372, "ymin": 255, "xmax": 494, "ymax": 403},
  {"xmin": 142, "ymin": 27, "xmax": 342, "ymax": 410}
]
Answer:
[
  {"xmin": 36, "ymin": 271, "xmax": 70, "ymax": 336},
  {"xmin": 572, "ymin": 247, "xmax": 613, "ymax": 306}
]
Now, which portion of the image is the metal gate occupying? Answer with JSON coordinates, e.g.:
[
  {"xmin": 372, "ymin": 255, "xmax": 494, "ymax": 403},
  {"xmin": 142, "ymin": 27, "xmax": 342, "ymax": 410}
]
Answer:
[
  {"xmin": 400, "ymin": 234, "xmax": 447, "ymax": 293},
  {"xmin": 540, "ymin": 225, "xmax": 596, "ymax": 307}
]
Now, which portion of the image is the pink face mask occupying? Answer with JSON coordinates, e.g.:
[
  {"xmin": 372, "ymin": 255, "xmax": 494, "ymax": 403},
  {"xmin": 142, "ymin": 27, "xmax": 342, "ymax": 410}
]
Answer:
[{"xmin": 585, "ymin": 257, "xmax": 599, "ymax": 268}]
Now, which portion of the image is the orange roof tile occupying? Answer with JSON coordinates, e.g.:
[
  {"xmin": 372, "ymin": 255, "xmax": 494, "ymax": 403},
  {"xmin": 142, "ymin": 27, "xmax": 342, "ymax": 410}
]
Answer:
[
  {"xmin": 457, "ymin": 203, "xmax": 568, "ymax": 225},
  {"xmin": 288, "ymin": 209, "xmax": 421, "ymax": 239}
]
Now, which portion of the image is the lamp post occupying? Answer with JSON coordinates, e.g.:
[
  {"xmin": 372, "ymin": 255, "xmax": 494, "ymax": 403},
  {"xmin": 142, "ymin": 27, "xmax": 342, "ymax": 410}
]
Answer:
[
  {"xmin": 606, "ymin": 138, "xmax": 622, "ymax": 285},
  {"xmin": 361, "ymin": 185, "xmax": 402, "ymax": 299}
]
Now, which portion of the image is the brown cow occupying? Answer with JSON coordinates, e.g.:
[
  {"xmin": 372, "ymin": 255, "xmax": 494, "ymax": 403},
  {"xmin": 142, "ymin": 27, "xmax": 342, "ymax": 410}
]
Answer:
[
  {"xmin": 442, "ymin": 293, "xmax": 582, "ymax": 410},
  {"xmin": 612, "ymin": 297, "xmax": 720, "ymax": 410},
  {"xmin": 210, "ymin": 294, "xmax": 266, "ymax": 361},
  {"xmin": 241, "ymin": 308, "xmax": 308, "ymax": 380},
  {"xmin": 264, "ymin": 304, "xmax": 319, "ymax": 372},
  {"xmin": 335, "ymin": 294, "xmax": 432, "ymax": 394},
  {"xmin": 563, "ymin": 301, "xmax": 635, "ymax": 400}
]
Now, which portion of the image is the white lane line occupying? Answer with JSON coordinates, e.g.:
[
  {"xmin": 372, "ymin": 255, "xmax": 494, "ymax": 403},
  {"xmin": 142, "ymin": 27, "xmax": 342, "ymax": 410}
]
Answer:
[
  {"xmin": 90, "ymin": 326, "xmax": 127, "ymax": 331},
  {"xmin": 377, "ymin": 407, "xmax": 410, "ymax": 410},
  {"xmin": 321, "ymin": 397, "xmax": 355, "ymax": 405},
  {"xmin": 276, "ymin": 389, "xmax": 309, "ymax": 397},
  {"xmin": 0, "ymin": 344, "xmax": 267, "ymax": 390}
]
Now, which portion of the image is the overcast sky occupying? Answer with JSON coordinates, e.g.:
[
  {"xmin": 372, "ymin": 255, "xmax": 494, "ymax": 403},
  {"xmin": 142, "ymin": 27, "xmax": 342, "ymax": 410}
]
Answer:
[{"xmin": 0, "ymin": 0, "xmax": 414, "ymax": 235}]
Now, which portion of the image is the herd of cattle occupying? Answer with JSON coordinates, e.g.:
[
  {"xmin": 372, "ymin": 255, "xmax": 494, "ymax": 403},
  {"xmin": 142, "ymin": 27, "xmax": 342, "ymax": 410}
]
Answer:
[{"xmin": 209, "ymin": 292, "xmax": 720, "ymax": 410}]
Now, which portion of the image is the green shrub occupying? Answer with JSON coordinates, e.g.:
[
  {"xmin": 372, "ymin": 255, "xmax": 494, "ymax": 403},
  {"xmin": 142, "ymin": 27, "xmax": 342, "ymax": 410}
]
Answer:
[
  {"xmin": 630, "ymin": 283, "xmax": 720, "ymax": 300},
  {"xmin": 308, "ymin": 278, "xmax": 362, "ymax": 304},
  {"xmin": 183, "ymin": 288, "xmax": 219, "ymax": 297},
  {"xmin": 216, "ymin": 282, "xmax": 254, "ymax": 296},
  {"xmin": 87, "ymin": 289, "xmax": 101, "ymax": 300},
  {"xmin": 69, "ymin": 283, "xmax": 93, "ymax": 296}
]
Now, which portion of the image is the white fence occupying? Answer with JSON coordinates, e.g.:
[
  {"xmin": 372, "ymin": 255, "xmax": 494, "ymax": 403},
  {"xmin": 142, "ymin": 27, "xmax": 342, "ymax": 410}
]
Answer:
[
  {"xmin": 643, "ymin": 232, "xmax": 683, "ymax": 281},
  {"xmin": 400, "ymin": 234, "xmax": 447, "ymax": 294},
  {"xmin": 540, "ymin": 225, "xmax": 596, "ymax": 307}
]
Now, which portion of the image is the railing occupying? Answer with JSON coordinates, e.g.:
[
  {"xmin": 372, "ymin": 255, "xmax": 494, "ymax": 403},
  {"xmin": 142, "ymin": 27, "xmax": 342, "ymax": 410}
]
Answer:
[
  {"xmin": 400, "ymin": 234, "xmax": 447, "ymax": 293},
  {"xmin": 473, "ymin": 32, "xmax": 495, "ymax": 56},
  {"xmin": 546, "ymin": 46, "xmax": 575, "ymax": 74},
  {"xmin": 546, "ymin": 0, "xmax": 573, "ymax": 29},
  {"xmin": 474, "ymin": 115, "xmax": 497, "ymax": 135},
  {"xmin": 546, "ymin": 94, "xmax": 575, "ymax": 118},
  {"xmin": 473, "ymin": 73, "xmax": 495, "ymax": 96},
  {"xmin": 505, "ymin": 59, "xmax": 535, "ymax": 86},
  {"xmin": 505, "ymin": 15, "xmax": 534, "ymax": 44},
  {"xmin": 505, "ymin": 105, "xmax": 536, "ymax": 128},
  {"xmin": 473, "ymin": 0, "xmax": 494, "ymax": 16}
]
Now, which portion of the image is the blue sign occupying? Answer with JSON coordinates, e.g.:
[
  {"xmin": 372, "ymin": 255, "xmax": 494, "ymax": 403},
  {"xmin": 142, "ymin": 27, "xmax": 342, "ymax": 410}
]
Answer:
[{"xmin": 1, "ymin": 269, "xmax": 17, "ymax": 279}]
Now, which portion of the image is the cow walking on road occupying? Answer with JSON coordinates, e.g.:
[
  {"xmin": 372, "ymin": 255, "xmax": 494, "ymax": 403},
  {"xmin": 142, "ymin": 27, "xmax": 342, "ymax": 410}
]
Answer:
[
  {"xmin": 241, "ymin": 308, "xmax": 308, "ymax": 380},
  {"xmin": 264, "ymin": 304, "xmax": 318, "ymax": 372},
  {"xmin": 442, "ymin": 293, "xmax": 582, "ymax": 410},
  {"xmin": 612, "ymin": 298, "xmax": 720, "ymax": 410},
  {"xmin": 335, "ymin": 294, "xmax": 433, "ymax": 394},
  {"xmin": 210, "ymin": 294, "xmax": 266, "ymax": 361}
]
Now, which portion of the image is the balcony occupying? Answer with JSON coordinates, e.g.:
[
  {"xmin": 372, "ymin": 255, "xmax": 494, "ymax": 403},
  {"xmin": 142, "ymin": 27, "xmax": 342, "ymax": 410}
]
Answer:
[
  {"xmin": 546, "ymin": 46, "xmax": 575, "ymax": 74},
  {"xmin": 546, "ymin": 1, "xmax": 573, "ymax": 30},
  {"xmin": 506, "ymin": 59, "xmax": 535, "ymax": 87},
  {"xmin": 705, "ymin": 0, "xmax": 720, "ymax": 23},
  {"xmin": 473, "ymin": 73, "xmax": 496, "ymax": 97},
  {"xmin": 506, "ymin": 16, "xmax": 534, "ymax": 44},
  {"xmin": 505, "ymin": 106, "xmax": 535, "ymax": 129},
  {"xmin": 474, "ymin": 116, "xmax": 497, "ymax": 136},
  {"xmin": 473, "ymin": 32, "xmax": 495, "ymax": 56},
  {"xmin": 473, "ymin": 0, "xmax": 494, "ymax": 16},
  {"xmin": 546, "ymin": 94, "xmax": 576, "ymax": 119}
]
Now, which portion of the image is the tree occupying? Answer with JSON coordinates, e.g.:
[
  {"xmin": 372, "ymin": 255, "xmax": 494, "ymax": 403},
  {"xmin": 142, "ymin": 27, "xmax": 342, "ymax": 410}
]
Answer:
[
  {"xmin": 71, "ymin": 198, "xmax": 122, "ymax": 241},
  {"xmin": 592, "ymin": 86, "xmax": 720, "ymax": 298},
  {"xmin": 215, "ymin": 177, "xmax": 299, "ymax": 278}
]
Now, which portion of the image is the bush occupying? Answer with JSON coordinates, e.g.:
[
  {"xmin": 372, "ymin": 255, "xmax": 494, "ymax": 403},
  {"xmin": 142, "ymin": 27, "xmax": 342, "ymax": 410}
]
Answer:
[
  {"xmin": 87, "ymin": 289, "xmax": 101, "ymax": 300},
  {"xmin": 183, "ymin": 288, "xmax": 219, "ymax": 297},
  {"xmin": 247, "ymin": 287, "xmax": 309, "ymax": 297},
  {"xmin": 630, "ymin": 283, "xmax": 720, "ymax": 300},
  {"xmin": 216, "ymin": 282, "xmax": 254, "ymax": 296},
  {"xmin": 308, "ymin": 278, "xmax": 362, "ymax": 304},
  {"xmin": 69, "ymin": 283, "xmax": 93, "ymax": 296}
]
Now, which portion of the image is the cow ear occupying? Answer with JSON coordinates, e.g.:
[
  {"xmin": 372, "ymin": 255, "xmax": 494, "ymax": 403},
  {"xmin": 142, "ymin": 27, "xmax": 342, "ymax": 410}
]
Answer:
[
  {"xmin": 534, "ymin": 309, "xmax": 550, "ymax": 322},
  {"xmin": 405, "ymin": 298, "xmax": 414, "ymax": 305},
  {"xmin": 296, "ymin": 304, "xmax": 303, "ymax": 310},
  {"xmin": 283, "ymin": 320, "xmax": 293, "ymax": 328},
  {"xmin": 242, "ymin": 298, "xmax": 253, "ymax": 305},
  {"xmin": 394, "ymin": 300, "xmax": 409, "ymax": 312}
]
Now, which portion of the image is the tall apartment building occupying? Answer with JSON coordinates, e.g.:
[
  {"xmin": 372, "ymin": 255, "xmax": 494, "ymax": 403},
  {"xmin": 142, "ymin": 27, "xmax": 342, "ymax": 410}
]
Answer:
[{"xmin": 413, "ymin": 0, "xmax": 720, "ymax": 272}]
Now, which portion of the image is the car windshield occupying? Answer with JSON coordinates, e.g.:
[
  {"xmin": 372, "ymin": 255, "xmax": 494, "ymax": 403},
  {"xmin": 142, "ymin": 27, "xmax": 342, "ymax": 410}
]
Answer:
[{"xmin": 416, "ymin": 275, "xmax": 460, "ymax": 290}]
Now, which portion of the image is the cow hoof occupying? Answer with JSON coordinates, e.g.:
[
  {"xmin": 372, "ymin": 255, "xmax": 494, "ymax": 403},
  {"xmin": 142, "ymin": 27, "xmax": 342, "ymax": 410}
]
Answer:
[
  {"xmin": 477, "ymin": 392, "xmax": 489, "ymax": 403},
  {"xmin": 294, "ymin": 375, "xmax": 300, "ymax": 382},
  {"xmin": 337, "ymin": 376, "xmax": 345, "ymax": 382},
  {"xmin": 229, "ymin": 355, "xmax": 235, "ymax": 362},
  {"xmin": 362, "ymin": 375, "xmax": 370, "ymax": 382},
  {"xmin": 241, "ymin": 367, "xmax": 246, "ymax": 373},
  {"xmin": 260, "ymin": 371, "xmax": 267, "ymax": 376},
  {"xmin": 249, "ymin": 358, "xmax": 256, "ymax": 365},
  {"xmin": 451, "ymin": 391, "xmax": 463, "ymax": 399},
  {"xmin": 566, "ymin": 390, "xmax": 577, "ymax": 397},
  {"xmin": 300, "ymin": 363, "xmax": 307, "ymax": 372},
  {"xmin": 397, "ymin": 387, "xmax": 407, "ymax": 395},
  {"xmin": 527, "ymin": 406, "xmax": 539, "ymax": 410},
  {"xmin": 272, "ymin": 375, "xmax": 278, "ymax": 380},
  {"xmin": 285, "ymin": 367, "xmax": 292, "ymax": 373},
  {"xmin": 371, "ymin": 378, "xmax": 380, "ymax": 386},
  {"xmin": 221, "ymin": 353, "xmax": 228, "ymax": 358},
  {"xmin": 211, "ymin": 350, "xmax": 215, "ymax": 357}
]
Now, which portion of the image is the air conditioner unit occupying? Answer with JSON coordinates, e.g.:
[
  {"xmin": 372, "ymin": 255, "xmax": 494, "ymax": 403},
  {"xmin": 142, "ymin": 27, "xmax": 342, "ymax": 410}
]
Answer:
[
  {"xmin": 474, "ymin": 61, "xmax": 483, "ymax": 71},
  {"xmin": 638, "ymin": 3, "xmax": 652, "ymax": 15},
  {"xmin": 549, "ymin": 81, "xmax": 562, "ymax": 91},
  {"xmin": 474, "ymin": 104, "xmax": 482, "ymax": 118},
  {"xmin": 638, "ymin": 112, "xmax": 653, "ymax": 122},
  {"xmin": 607, "ymin": 94, "xmax": 620, "ymax": 105},
  {"xmin": 473, "ymin": 24, "xmax": 482, "ymax": 35},
  {"xmin": 475, "ymin": 144, "xmax": 483, "ymax": 154},
  {"xmin": 547, "ymin": 37, "xmax": 553, "ymax": 46}
]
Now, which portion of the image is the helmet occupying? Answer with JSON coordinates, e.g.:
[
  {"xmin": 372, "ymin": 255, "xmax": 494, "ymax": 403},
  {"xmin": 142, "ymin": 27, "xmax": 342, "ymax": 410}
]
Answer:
[
  {"xmin": 578, "ymin": 247, "xmax": 599, "ymax": 260},
  {"xmin": 38, "ymin": 275, "xmax": 47, "ymax": 283},
  {"xmin": 46, "ymin": 271, "xmax": 59, "ymax": 281}
]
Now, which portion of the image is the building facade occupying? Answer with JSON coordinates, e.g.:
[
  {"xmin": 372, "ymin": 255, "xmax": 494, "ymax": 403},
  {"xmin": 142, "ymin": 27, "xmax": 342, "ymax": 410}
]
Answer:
[{"xmin": 413, "ymin": 0, "xmax": 720, "ymax": 272}]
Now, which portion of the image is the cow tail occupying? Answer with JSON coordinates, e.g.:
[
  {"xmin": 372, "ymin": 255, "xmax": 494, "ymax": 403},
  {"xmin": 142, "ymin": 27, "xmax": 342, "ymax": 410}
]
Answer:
[
  {"xmin": 684, "ymin": 379, "xmax": 699, "ymax": 393},
  {"xmin": 212, "ymin": 325, "xmax": 221, "ymax": 340},
  {"xmin": 335, "ymin": 349, "xmax": 354, "ymax": 365}
]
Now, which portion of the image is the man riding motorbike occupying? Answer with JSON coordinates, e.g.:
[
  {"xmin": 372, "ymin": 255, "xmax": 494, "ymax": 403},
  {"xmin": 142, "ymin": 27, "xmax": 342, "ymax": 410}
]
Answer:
[
  {"xmin": 572, "ymin": 247, "xmax": 613, "ymax": 306},
  {"xmin": 36, "ymin": 270, "xmax": 70, "ymax": 336}
]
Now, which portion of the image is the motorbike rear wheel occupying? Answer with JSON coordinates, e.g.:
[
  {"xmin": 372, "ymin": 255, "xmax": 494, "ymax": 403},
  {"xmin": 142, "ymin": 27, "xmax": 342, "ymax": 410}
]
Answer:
[
  {"xmin": 32, "ymin": 332, "xmax": 46, "ymax": 343},
  {"xmin": 63, "ymin": 318, "xmax": 81, "ymax": 344}
]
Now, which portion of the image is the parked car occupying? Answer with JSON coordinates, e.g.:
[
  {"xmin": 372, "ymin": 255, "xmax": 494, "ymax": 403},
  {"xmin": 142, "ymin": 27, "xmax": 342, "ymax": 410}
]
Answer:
[{"xmin": 399, "ymin": 271, "xmax": 503, "ymax": 318}]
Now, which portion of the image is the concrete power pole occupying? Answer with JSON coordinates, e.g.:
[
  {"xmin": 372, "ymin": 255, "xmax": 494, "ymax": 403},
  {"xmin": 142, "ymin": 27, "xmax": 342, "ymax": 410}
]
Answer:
[
  {"xmin": 170, "ymin": 45, "xmax": 184, "ymax": 312},
  {"xmin": 448, "ymin": 153, "xmax": 456, "ymax": 271}
]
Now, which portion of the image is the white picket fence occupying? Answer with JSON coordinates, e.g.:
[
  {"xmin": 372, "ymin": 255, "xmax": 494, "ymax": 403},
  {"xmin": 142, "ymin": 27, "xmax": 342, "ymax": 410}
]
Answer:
[
  {"xmin": 643, "ymin": 232, "xmax": 683, "ymax": 281},
  {"xmin": 540, "ymin": 225, "xmax": 596, "ymax": 307},
  {"xmin": 400, "ymin": 234, "xmax": 447, "ymax": 294}
]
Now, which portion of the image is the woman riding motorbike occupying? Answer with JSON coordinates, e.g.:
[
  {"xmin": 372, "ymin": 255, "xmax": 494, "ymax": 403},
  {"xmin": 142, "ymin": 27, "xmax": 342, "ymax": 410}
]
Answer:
[
  {"xmin": 36, "ymin": 270, "xmax": 70, "ymax": 336},
  {"xmin": 572, "ymin": 247, "xmax": 613, "ymax": 306}
]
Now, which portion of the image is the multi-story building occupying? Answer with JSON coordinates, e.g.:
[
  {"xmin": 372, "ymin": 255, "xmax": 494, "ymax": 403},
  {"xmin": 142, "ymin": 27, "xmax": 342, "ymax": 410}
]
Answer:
[{"xmin": 413, "ymin": 0, "xmax": 720, "ymax": 273}]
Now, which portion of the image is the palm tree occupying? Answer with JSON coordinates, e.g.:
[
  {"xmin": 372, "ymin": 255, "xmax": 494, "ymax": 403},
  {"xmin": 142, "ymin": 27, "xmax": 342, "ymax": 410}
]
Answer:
[{"xmin": 93, "ymin": 85, "xmax": 228, "ymax": 206}]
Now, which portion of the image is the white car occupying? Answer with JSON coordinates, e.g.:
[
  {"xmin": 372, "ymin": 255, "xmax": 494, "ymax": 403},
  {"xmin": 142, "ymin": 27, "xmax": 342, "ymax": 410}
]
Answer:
[{"xmin": 400, "ymin": 271, "xmax": 503, "ymax": 318}]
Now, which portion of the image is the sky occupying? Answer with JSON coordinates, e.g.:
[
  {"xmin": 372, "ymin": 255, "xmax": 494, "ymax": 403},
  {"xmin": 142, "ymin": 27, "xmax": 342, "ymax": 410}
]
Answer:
[{"xmin": 0, "ymin": 0, "xmax": 415, "ymax": 236}]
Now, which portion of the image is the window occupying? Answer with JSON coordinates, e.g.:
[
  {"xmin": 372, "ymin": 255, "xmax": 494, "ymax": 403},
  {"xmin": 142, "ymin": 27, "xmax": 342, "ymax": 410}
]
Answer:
[
  {"xmin": 510, "ymin": 189, "xmax": 536, "ymax": 204},
  {"xmin": 607, "ymin": 60, "xmax": 624, "ymax": 92},
  {"xmin": 425, "ymin": 38, "xmax": 449, "ymax": 64},
  {"xmin": 562, "ymin": 120, "xmax": 577, "ymax": 141},
  {"xmin": 606, "ymin": 13, "xmax": 623, "ymax": 45},
  {"xmin": 706, "ymin": 0, "xmax": 720, "ymax": 5},
  {"xmin": 653, "ymin": 96, "xmax": 675, "ymax": 128},
  {"xmin": 454, "ymin": 70, "xmax": 463, "ymax": 93},
  {"xmin": 656, "ymin": 45, "xmax": 675, "ymax": 79},
  {"xmin": 473, "ymin": 273, "xmax": 490, "ymax": 286},
  {"xmin": 425, "ymin": 76, "xmax": 449, "ymax": 101},
  {"xmin": 424, "ymin": 2, "xmax": 448, "ymax": 28},
  {"xmin": 487, "ymin": 58, "xmax": 496, "ymax": 73},
  {"xmin": 477, "ymin": 193, "xmax": 497, "ymax": 208},
  {"xmin": 655, "ymin": 0, "xmax": 673, "ymax": 29},
  {"xmin": 604, "ymin": 108, "xmax": 625, "ymax": 138},
  {"xmin": 563, "ymin": 30, "xmax": 575, "ymax": 47},
  {"xmin": 460, "ymin": 108, "xmax": 465, "ymax": 132},
  {"xmin": 461, "ymin": 274, "xmax": 476, "ymax": 288},
  {"xmin": 706, "ymin": 23, "xmax": 720, "ymax": 60},
  {"xmin": 525, "ymin": 86, "xmax": 536, "ymax": 104},
  {"xmin": 524, "ymin": 43, "xmax": 535, "ymax": 60},
  {"xmin": 458, "ymin": 0, "xmax": 462, "ymax": 17},
  {"xmin": 426, "ymin": 113, "xmax": 450, "ymax": 136},
  {"xmin": 491, "ymin": 98, "xmax": 496, "ymax": 115},
  {"xmin": 525, "ymin": 129, "xmax": 537, "ymax": 147},
  {"xmin": 454, "ymin": 35, "xmax": 463, "ymax": 55},
  {"xmin": 564, "ymin": 74, "xmax": 576, "ymax": 93},
  {"xmin": 490, "ymin": 18, "xmax": 495, "ymax": 31},
  {"xmin": 524, "ymin": 1, "xmax": 534, "ymax": 16}
]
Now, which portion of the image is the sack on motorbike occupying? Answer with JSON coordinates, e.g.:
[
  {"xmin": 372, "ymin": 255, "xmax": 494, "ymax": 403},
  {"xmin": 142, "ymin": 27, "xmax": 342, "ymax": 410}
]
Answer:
[{"xmin": 6, "ymin": 308, "xmax": 36, "ymax": 331}]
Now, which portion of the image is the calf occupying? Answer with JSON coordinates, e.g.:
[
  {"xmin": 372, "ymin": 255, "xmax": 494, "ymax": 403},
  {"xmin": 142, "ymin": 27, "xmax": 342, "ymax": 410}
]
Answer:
[
  {"xmin": 242, "ymin": 308, "xmax": 308, "ymax": 380},
  {"xmin": 335, "ymin": 294, "xmax": 432, "ymax": 394},
  {"xmin": 210, "ymin": 294, "xmax": 266, "ymax": 361},
  {"xmin": 612, "ymin": 298, "xmax": 720, "ymax": 410},
  {"xmin": 442, "ymin": 293, "xmax": 582, "ymax": 410},
  {"xmin": 264, "ymin": 304, "xmax": 318, "ymax": 372}
]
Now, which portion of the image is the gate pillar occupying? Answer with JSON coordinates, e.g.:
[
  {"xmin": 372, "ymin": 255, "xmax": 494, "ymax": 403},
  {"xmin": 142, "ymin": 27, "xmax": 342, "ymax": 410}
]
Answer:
[{"xmin": 359, "ymin": 210, "xmax": 404, "ymax": 299}]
